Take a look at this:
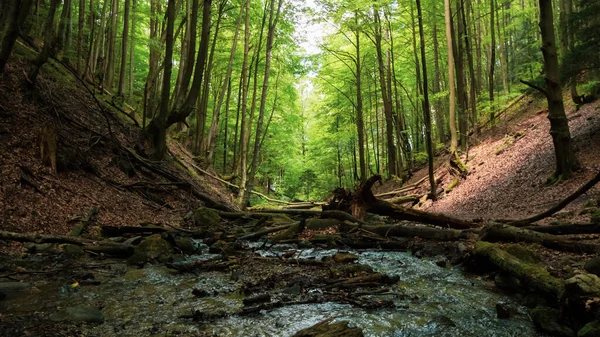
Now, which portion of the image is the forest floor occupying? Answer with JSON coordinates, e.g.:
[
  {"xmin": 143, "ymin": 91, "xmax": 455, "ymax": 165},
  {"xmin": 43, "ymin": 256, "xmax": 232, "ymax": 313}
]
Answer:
[
  {"xmin": 376, "ymin": 94, "xmax": 600, "ymax": 224},
  {"xmin": 0, "ymin": 44, "xmax": 238, "ymax": 248}
]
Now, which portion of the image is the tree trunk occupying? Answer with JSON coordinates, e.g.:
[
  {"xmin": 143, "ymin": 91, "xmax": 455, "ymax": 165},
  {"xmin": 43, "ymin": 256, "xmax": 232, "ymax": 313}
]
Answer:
[
  {"xmin": 432, "ymin": 22, "xmax": 445, "ymax": 144},
  {"xmin": 239, "ymin": 0, "xmax": 284, "ymax": 209},
  {"xmin": 489, "ymin": 0, "xmax": 496, "ymax": 120},
  {"xmin": 235, "ymin": 0, "xmax": 250, "ymax": 204},
  {"xmin": 0, "ymin": 0, "xmax": 34, "ymax": 72},
  {"xmin": 117, "ymin": 0, "xmax": 130, "ymax": 96},
  {"xmin": 462, "ymin": 0, "xmax": 478, "ymax": 134},
  {"xmin": 77, "ymin": 0, "xmax": 85, "ymax": 74},
  {"xmin": 355, "ymin": 15, "xmax": 366, "ymax": 183},
  {"xmin": 27, "ymin": 0, "xmax": 59, "ymax": 85},
  {"xmin": 84, "ymin": 0, "xmax": 95, "ymax": 79},
  {"xmin": 415, "ymin": 0, "xmax": 436, "ymax": 199},
  {"xmin": 453, "ymin": 0, "xmax": 468, "ymax": 150},
  {"xmin": 205, "ymin": 1, "xmax": 244, "ymax": 167},
  {"xmin": 146, "ymin": 0, "xmax": 175, "ymax": 161},
  {"xmin": 104, "ymin": 0, "xmax": 118, "ymax": 90},
  {"xmin": 444, "ymin": 0, "xmax": 459, "ymax": 153},
  {"xmin": 128, "ymin": 0, "xmax": 135, "ymax": 95},
  {"xmin": 538, "ymin": 0, "xmax": 578, "ymax": 180}
]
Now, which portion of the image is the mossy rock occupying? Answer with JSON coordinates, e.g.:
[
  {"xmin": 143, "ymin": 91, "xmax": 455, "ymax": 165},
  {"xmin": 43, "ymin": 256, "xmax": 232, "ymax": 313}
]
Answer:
[
  {"xmin": 591, "ymin": 210, "xmax": 600, "ymax": 225},
  {"xmin": 331, "ymin": 252, "xmax": 359, "ymax": 264},
  {"xmin": 306, "ymin": 219, "xmax": 341, "ymax": 230},
  {"xmin": 530, "ymin": 306, "xmax": 574, "ymax": 337},
  {"xmin": 565, "ymin": 274, "xmax": 600, "ymax": 296},
  {"xmin": 505, "ymin": 244, "xmax": 542, "ymax": 264},
  {"xmin": 127, "ymin": 234, "xmax": 173, "ymax": 266},
  {"xmin": 194, "ymin": 207, "xmax": 222, "ymax": 227},
  {"xmin": 579, "ymin": 320, "xmax": 600, "ymax": 337},
  {"xmin": 209, "ymin": 240, "xmax": 235, "ymax": 255}
]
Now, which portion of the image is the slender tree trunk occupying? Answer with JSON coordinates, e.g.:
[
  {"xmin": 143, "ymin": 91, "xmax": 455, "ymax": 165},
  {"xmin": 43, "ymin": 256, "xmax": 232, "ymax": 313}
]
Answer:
[
  {"xmin": 77, "ymin": 0, "xmax": 85, "ymax": 74},
  {"xmin": 453, "ymin": 0, "xmax": 468, "ymax": 150},
  {"xmin": 496, "ymin": 0, "xmax": 508, "ymax": 97},
  {"xmin": 373, "ymin": 7, "xmax": 396, "ymax": 178},
  {"xmin": 354, "ymin": 15, "xmax": 366, "ymax": 183},
  {"xmin": 118, "ymin": 0, "xmax": 130, "ymax": 96},
  {"xmin": 432, "ymin": 22, "xmax": 445, "ymax": 144},
  {"xmin": 560, "ymin": 0, "xmax": 581, "ymax": 104},
  {"xmin": 444, "ymin": 0, "xmax": 459, "ymax": 153},
  {"xmin": 236, "ymin": 0, "xmax": 250, "ymax": 201},
  {"xmin": 28, "ymin": 0, "xmax": 59, "ymax": 84},
  {"xmin": 489, "ymin": 0, "xmax": 496, "ymax": 123},
  {"xmin": 462, "ymin": 0, "xmax": 478, "ymax": 134},
  {"xmin": 205, "ymin": 1, "xmax": 244, "ymax": 167},
  {"xmin": 105, "ymin": 0, "xmax": 118, "ymax": 90},
  {"xmin": 222, "ymin": 78, "xmax": 232, "ymax": 174},
  {"xmin": 84, "ymin": 0, "xmax": 95, "ymax": 78},
  {"xmin": 416, "ymin": 0, "xmax": 436, "ymax": 200},
  {"xmin": 90, "ymin": 0, "xmax": 107, "ymax": 78},
  {"xmin": 143, "ymin": 0, "xmax": 158, "ymax": 129},
  {"xmin": 0, "ymin": 0, "xmax": 34, "ymax": 72},
  {"xmin": 174, "ymin": 0, "xmax": 199, "ymax": 109},
  {"xmin": 128, "ymin": 0, "xmax": 135, "ymax": 95},
  {"xmin": 239, "ymin": 0, "xmax": 284, "ymax": 208}
]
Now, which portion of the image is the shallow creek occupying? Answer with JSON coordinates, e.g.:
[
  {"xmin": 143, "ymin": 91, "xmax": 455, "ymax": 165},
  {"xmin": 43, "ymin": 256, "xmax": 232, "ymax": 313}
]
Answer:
[{"xmin": 1, "ymin": 244, "xmax": 542, "ymax": 336}]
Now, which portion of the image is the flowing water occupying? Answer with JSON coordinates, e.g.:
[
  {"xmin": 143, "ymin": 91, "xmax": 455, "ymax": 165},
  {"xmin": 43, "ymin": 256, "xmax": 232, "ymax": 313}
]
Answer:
[{"xmin": 1, "ymin": 245, "xmax": 541, "ymax": 336}]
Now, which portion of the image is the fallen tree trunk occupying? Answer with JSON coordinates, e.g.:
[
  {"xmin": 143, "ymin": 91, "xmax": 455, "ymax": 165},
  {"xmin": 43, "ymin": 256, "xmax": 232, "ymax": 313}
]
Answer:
[
  {"xmin": 525, "ymin": 223, "xmax": 600, "ymax": 235},
  {"xmin": 384, "ymin": 194, "xmax": 421, "ymax": 205},
  {"xmin": 473, "ymin": 241, "xmax": 564, "ymax": 299},
  {"xmin": 236, "ymin": 224, "xmax": 293, "ymax": 241},
  {"xmin": 503, "ymin": 170, "xmax": 600, "ymax": 226},
  {"xmin": 340, "ymin": 222, "xmax": 469, "ymax": 241},
  {"xmin": 291, "ymin": 317, "xmax": 364, "ymax": 337},
  {"xmin": 251, "ymin": 209, "xmax": 365, "ymax": 225},
  {"xmin": 481, "ymin": 223, "xmax": 600, "ymax": 254},
  {"xmin": 0, "ymin": 230, "xmax": 133, "ymax": 256},
  {"xmin": 351, "ymin": 176, "xmax": 479, "ymax": 229}
]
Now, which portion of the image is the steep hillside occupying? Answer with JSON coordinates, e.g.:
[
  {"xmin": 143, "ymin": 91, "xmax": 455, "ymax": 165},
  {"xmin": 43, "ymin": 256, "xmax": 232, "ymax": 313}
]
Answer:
[
  {"xmin": 0, "ymin": 44, "xmax": 237, "ymax": 242},
  {"xmin": 377, "ymin": 93, "xmax": 600, "ymax": 223}
]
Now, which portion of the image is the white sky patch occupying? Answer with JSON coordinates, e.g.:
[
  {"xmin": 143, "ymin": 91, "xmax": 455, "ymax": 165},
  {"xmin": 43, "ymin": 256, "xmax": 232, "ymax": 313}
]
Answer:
[{"xmin": 291, "ymin": 0, "xmax": 328, "ymax": 57}]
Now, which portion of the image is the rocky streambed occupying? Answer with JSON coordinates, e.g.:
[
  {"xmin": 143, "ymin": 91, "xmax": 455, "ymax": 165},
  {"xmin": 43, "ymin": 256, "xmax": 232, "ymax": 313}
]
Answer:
[{"xmin": 0, "ymin": 239, "xmax": 541, "ymax": 337}]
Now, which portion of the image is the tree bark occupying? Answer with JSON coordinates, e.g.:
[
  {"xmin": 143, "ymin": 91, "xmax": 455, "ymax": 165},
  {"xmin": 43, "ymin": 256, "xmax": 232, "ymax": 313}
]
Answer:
[
  {"xmin": 104, "ymin": 0, "xmax": 118, "ymax": 90},
  {"xmin": 27, "ymin": 0, "xmax": 59, "ymax": 85},
  {"xmin": 444, "ymin": 0, "xmax": 459, "ymax": 153},
  {"xmin": 0, "ymin": 0, "xmax": 34, "ymax": 72},
  {"xmin": 355, "ymin": 13, "xmax": 366, "ymax": 183},
  {"xmin": 118, "ymin": 0, "xmax": 130, "ymax": 96}
]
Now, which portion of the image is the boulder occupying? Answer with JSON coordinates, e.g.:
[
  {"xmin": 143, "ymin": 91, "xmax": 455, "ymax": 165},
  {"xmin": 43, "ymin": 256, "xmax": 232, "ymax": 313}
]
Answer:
[
  {"xmin": 579, "ymin": 321, "xmax": 600, "ymax": 337},
  {"xmin": 173, "ymin": 236, "xmax": 200, "ymax": 255},
  {"xmin": 494, "ymin": 272, "xmax": 524, "ymax": 292},
  {"xmin": 331, "ymin": 253, "xmax": 358, "ymax": 264},
  {"xmin": 209, "ymin": 240, "xmax": 235, "ymax": 255},
  {"xmin": 565, "ymin": 274, "xmax": 600, "ymax": 296},
  {"xmin": 530, "ymin": 306, "xmax": 574, "ymax": 337},
  {"xmin": 50, "ymin": 306, "xmax": 104, "ymax": 324},
  {"xmin": 127, "ymin": 234, "xmax": 173, "ymax": 266},
  {"xmin": 194, "ymin": 207, "xmax": 222, "ymax": 227}
]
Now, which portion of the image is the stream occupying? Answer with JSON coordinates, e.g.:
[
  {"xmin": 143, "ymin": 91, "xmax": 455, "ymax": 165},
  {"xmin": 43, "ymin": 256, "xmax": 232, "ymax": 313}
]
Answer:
[{"xmin": 0, "ymin": 243, "xmax": 542, "ymax": 336}]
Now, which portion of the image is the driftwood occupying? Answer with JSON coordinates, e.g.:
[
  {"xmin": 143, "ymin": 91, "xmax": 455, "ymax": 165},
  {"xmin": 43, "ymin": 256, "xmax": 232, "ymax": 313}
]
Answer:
[
  {"xmin": 291, "ymin": 317, "xmax": 364, "ymax": 337},
  {"xmin": 503, "ymin": 170, "xmax": 600, "ymax": 226},
  {"xmin": 350, "ymin": 176, "xmax": 479, "ymax": 229},
  {"xmin": 481, "ymin": 223, "xmax": 600, "ymax": 254},
  {"xmin": 0, "ymin": 230, "xmax": 133, "ymax": 256},
  {"xmin": 474, "ymin": 241, "xmax": 564, "ymax": 299}
]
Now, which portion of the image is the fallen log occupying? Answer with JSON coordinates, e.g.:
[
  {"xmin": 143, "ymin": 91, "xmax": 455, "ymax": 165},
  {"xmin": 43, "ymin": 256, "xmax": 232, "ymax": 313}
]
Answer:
[
  {"xmin": 236, "ymin": 224, "xmax": 294, "ymax": 241},
  {"xmin": 0, "ymin": 230, "xmax": 133, "ymax": 256},
  {"xmin": 101, "ymin": 225, "xmax": 168, "ymax": 237},
  {"xmin": 351, "ymin": 176, "xmax": 479, "ymax": 229},
  {"xmin": 502, "ymin": 170, "xmax": 600, "ymax": 226},
  {"xmin": 339, "ymin": 222, "xmax": 468, "ymax": 241},
  {"xmin": 524, "ymin": 223, "xmax": 600, "ymax": 235},
  {"xmin": 480, "ymin": 223, "xmax": 600, "ymax": 254},
  {"xmin": 473, "ymin": 241, "xmax": 564, "ymax": 299},
  {"xmin": 384, "ymin": 194, "xmax": 421, "ymax": 205},
  {"xmin": 251, "ymin": 209, "xmax": 365, "ymax": 225}
]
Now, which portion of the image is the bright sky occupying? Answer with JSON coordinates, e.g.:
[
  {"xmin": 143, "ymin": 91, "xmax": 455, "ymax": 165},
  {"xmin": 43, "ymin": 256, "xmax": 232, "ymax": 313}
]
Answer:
[{"xmin": 291, "ymin": 0, "xmax": 328, "ymax": 57}]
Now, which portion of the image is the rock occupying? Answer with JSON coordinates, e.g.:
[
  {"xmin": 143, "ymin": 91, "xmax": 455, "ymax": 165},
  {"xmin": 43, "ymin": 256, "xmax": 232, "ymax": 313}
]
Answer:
[
  {"xmin": 494, "ymin": 272, "xmax": 524, "ymax": 292},
  {"xmin": 282, "ymin": 283, "xmax": 302, "ymax": 296},
  {"xmin": 530, "ymin": 306, "xmax": 574, "ymax": 337},
  {"xmin": 435, "ymin": 258, "xmax": 449, "ymax": 268},
  {"xmin": 209, "ymin": 240, "xmax": 235, "ymax": 255},
  {"xmin": 173, "ymin": 236, "xmax": 199, "ymax": 255},
  {"xmin": 496, "ymin": 302, "xmax": 515, "ymax": 319},
  {"xmin": 291, "ymin": 319, "xmax": 363, "ymax": 337},
  {"xmin": 331, "ymin": 252, "xmax": 358, "ymax": 264},
  {"xmin": 457, "ymin": 242, "xmax": 468, "ymax": 255},
  {"xmin": 298, "ymin": 240, "xmax": 313, "ymax": 249},
  {"xmin": 0, "ymin": 282, "xmax": 32, "ymax": 299},
  {"xmin": 194, "ymin": 207, "xmax": 222, "ymax": 227},
  {"xmin": 585, "ymin": 258, "xmax": 600, "ymax": 277},
  {"xmin": 579, "ymin": 320, "xmax": 600, "ymax": 337},
  {"xmin": 192, "ymin": 288, "xmax": 210, "ymax": 298},
  {"xmin": 428, "ymin": 315, "xmax": 456, "ymax": 328},
  {"xmin": 565, "ymin": 274, "xmax": 600, "ymax": 296},
  {"xmin": 50, "ymin": 306, "xmax": 104, "ymax": 324},
  {"xmin": 127, "ymin": 234, "xmax": 173, "ymax": 266}
]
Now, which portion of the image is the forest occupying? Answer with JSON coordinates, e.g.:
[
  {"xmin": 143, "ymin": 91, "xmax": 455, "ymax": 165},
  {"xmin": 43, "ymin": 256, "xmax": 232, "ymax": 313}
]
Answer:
[{"xmin": 1, "ymin": 0, "xmax": 600, "ymax": 336}]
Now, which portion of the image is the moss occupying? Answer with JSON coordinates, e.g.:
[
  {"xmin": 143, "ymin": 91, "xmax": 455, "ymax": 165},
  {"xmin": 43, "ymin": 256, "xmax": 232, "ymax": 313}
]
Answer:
[
  {"xmin": 445, "ymin": 176, "xmax": 459, "ymax": 193},
  {"xmin": 310, "ymin": 234, "xmax": 341, "ymax": 245},
  {"xmin": 530, "ymin": 306, "xmax": 574, "ymax": 337},
  {"xmin": 305, "ymin": 218, "xmax": 341, "ymax": 230},
  {"xmin": 474, "ymin": 241, "xmax": 564, "ymax": 298},
  {"xmin": 127, "ymin": 234, "xmax": 173, "ymax": 266},
  {"xmin": 579, "ymin": 320, "xmax": 600, "ymax": 337},
  {"xmin": 505, "ymin": 244, "xmax": 542, "ymax": 264},
  {"xmin": 194, "ymin": 207, "xmax": 222, "ymax": 227},
  {"xmin": 271, "ymin": 223, "xmax": 300, "ymax": 242}
]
